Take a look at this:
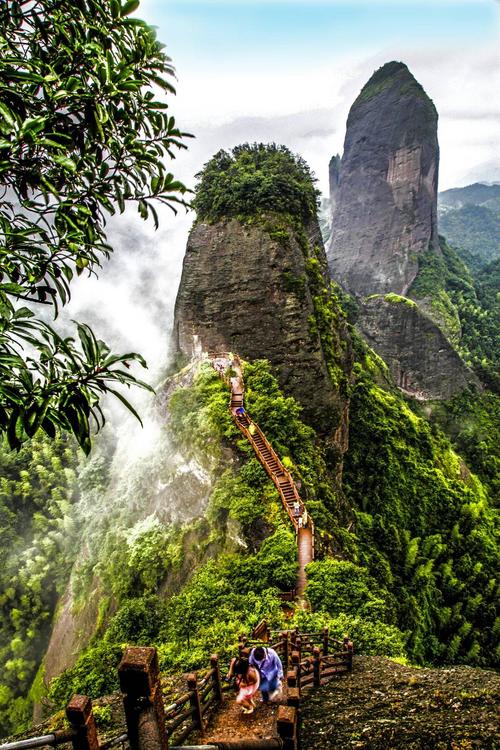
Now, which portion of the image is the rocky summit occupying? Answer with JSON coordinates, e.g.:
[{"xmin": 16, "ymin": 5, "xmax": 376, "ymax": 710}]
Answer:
[
  {"xmin": 173, "ymin": 144, "xmax": 352, "ymax": 435},
  {"xmin": 173, "ymin": 214, "xmax": 350, "ymax": 434},
  {"xmin": 327, "ymin": 61, "xmax": 439, "ymax": 298}
]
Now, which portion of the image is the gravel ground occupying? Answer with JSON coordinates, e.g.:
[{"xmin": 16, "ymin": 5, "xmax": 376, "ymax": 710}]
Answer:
[{"xmin": 301, "ymin": 655, "xmax": 499, "ymax": 750}]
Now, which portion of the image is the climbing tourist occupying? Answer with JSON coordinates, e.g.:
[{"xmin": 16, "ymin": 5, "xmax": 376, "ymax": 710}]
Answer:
[
  {"xmin": 302, "ymin": 509, "xmax": 308, "ymax": 527},
  {"xmin": 293, "ymin": 500, "xmax": 300, "ymax": 518},
  {"xmin": 236, "ymin": 406, "xmax": 246, "ymax": 418},
  {"xmin": 249, "ymin": 422, "xmax": 256, "ymax": 435},
  {"xmin": 233, "ymin": 658, "xmax": 260, "ymax": 714},
  {"xmin": 249, "ymin": 646, "xmax": 284, "ymax": 703}
]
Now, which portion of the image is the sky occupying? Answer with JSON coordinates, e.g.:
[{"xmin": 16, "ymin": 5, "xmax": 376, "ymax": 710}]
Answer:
[
  {"xmin": 67, "ymin": 0, "xmax": 500, "ymax": 419},
  {"xmin": 139, "ymin": 0, "xmax": 500, "ymax": 193}
]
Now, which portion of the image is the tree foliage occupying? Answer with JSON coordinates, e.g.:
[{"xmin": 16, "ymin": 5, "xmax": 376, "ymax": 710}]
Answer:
[
  {"xmin": 0, "ymin": 0, "xmax": 189, "ymax": 453},
  {"xmin": 192, "ymin": 143, "xmax": 320, "ymax": 224},
  {"xmin": 410, "ymin": 236, "xmax": 500, "ymax": 392},
  {"xmin": 343, "ymin": 359, "xmax": 499, "ymax": 666},
  {"xmin": 0, "ymin": 432, "xmax": 78, "ymax": 735}
]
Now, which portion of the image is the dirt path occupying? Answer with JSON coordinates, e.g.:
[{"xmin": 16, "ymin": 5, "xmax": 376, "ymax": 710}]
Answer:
[
  {"xmin": 301, "ymin": 655, "xmax": 500, "ymax": 749},
  {"xmin": 190, "ymin": 686, "xmax": 287, "ymax": 744}
]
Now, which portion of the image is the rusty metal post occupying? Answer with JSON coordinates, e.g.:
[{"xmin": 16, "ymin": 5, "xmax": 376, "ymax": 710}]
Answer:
[
  {"xmin": 66, "ymin": 695, "xmax": 99, "ymax": 750},
  {"xmin": 312, "ymin": 647, "xmax": 321, "ymax": 688},
  {"xmin": 277, "ymin": 705, "xmax": 297, "ymax": 750},
  {"xmin": 286, "ymin": 667, "xmax": 297, "ymax": 690},
  {"xmin": 118, "ymin": 647, "xmax": 168, "ymax": 750},
  {"xmin": 322, "ymin": 627, "xmax": 329, "ymax": 656},
  {"xmin": 187, "ymin": 673, "xmax": 204, "ymax": 731},
  {"xmin": 210, "ymin": 654, "xmax": 223, "ymax": 704}
]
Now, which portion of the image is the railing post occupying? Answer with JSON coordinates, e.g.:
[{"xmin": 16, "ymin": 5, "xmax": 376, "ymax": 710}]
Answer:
[
  {"xmin": 118, "ymin": 647, "xmax": 168, "ymax": 750},
  {"xmin": 346, "ymin": 640, "xmax": 354, "ymax": 673},
  {"xmin": 265, "ymin": 620, "xmax": 271, "ymax": 643},
  {"xmin": 291, "ymin": 650, "xmax": 301, "ymax": 693},
  {"xmin": 280, "ymin": 630, "xmax": 290, "ymax": 667},
  {"xmin": 295, "ymin": 638, "xmax": 302, "ymax": 661},
  {"xmin": 187, "ymin": 673, "xmax": 204, "ymax": 732},
  {"xmin": 277, "ymin": 705, "xmax": 297, "ymax": 750},
  {"xmin": 286, "ymin": 665, "xmax": 297, "ymax": 690},
  {"xmin": 313, "ymin": 647, "xmax": 321, "ymax": 688},
  {"xmin": 322, "ymin": 627, "xmax": 329, "ymax": 656},
  {"xmin": 66, "ymin": 695, "xmax": 99, "ymax": 750},
  {"xmin": 286, "ymin": 686, "xmax": 300, "ymax": 710},
  {"xmin": 210, "ymin": 654, "xmax": 223, "ymax": 704}
]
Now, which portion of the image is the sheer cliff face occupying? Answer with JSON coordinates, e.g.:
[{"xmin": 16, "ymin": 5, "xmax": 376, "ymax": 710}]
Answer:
[
  {"xmin": 327, "ymin": 62, "xmax": 439, "ymax": 297},
  {"xmin": 358, "ymin": 297, "xmax": 478, "ymax": 400},
  {"xmin": 173, "ymin": 216, "xmax": 351, "ymax": 434}
]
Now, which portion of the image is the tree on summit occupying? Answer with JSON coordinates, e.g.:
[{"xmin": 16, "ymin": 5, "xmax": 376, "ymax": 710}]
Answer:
[{"xmin": 0, "ymin": 0, "xmax": 190, "ymax": 453}]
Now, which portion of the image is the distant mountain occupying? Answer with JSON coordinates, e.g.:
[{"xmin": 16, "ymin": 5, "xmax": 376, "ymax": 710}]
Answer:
[
  {"xmin": 438, "ymin": 183, "xmax": 500, "ymax": 268},
  {"xmin": 439, "ymin": 182, "xmax": 500, "ymax": 211}
]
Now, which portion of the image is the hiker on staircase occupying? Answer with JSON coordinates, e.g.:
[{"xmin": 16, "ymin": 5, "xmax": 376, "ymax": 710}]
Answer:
[
  {"xmin": 233, "ymin": 658, "xmax": 260, "ymax": 715},
  {"xmin": 249, "ymin": 646, "xmax": 284, "ymax": 704}
]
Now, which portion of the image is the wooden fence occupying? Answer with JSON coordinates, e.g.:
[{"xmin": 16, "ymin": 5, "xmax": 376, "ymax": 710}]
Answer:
[{"xmin": 0, "ymin": 628, "xmax": 353, "ymax": 750}]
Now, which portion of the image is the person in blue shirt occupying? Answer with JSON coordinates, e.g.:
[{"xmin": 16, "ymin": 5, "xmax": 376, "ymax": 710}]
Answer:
[{"xmin": 249, "ymin": 645, "xmax": 284, "ymax": 703}]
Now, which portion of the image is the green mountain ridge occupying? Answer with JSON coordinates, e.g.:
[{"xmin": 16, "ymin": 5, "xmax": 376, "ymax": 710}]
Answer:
[{"xmin": 438, "ymin": 183, "xmax": 500, "ymax": 269}]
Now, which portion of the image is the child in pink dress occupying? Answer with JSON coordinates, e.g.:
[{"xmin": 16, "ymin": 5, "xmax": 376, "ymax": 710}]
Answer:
[{"xmin": 234, "ymin": 659, "xmax": 260, "ymax": 714}]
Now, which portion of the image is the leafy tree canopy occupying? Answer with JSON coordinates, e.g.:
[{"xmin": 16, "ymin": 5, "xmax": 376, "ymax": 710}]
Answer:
[
  {"xmin": 192, "ymin": 143, "xmax": 320, "ymax": 224},
  {"xmin": 0, "ymin": 0, "xmax": 189, "ymax": 453}
]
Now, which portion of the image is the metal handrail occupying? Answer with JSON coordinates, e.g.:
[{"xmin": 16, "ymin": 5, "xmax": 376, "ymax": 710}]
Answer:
[{"xmin": 0, "ymin": 734, "xmax": 73, "ymax": 750}]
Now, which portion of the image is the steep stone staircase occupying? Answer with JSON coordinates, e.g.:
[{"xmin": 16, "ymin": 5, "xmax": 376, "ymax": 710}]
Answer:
[{"xmin": 212, "ymin": 355, "xmax": 314, "ymax": 599}]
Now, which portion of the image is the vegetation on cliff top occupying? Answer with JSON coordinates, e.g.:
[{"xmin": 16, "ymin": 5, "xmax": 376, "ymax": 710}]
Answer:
[
  {"xmin": 192, "ymin": 143, "xmax": 320, "ymax": 224},
  {"xmin": 352, "ymin": 61, "xmax": 437, "ymax": 114}
]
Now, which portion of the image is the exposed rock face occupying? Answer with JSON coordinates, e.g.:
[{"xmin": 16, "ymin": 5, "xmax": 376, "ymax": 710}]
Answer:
[
  {"xmin": 327, "ymin": 61, "xmax": 439, "ymax": 297},
  {"xmin": 173, "ymin": 216, "xmax": 351, "ymax": 433},
  {"xmin": 358, "ymin": 296, "xmax": 479, "ymax": 399}
]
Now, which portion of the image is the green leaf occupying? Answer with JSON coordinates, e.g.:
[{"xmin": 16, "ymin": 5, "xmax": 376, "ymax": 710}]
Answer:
[
  {"xmin": 20, "ymin": 117, "xmax": 47, "ymax": 136},
  {"xmin": 121, "ymin": 0, "xmax": 140, "ymax": 17},
  {"xmin": 0, "ymin": 102, "xmax": 16, "ymax": 127},
  {"xmin": 53, "ymin": 155, "xmax": 77, "ymax": 172},
  {"xmin": 106, "ymin": 386, "xmax": 143, "ymax": 426}
]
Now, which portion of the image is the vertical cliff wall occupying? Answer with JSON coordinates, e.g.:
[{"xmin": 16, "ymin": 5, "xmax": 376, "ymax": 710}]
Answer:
[
  {"xmin": 173, "ymin": 145, "xmax": 352, "ymax": 436},
  {"xmin": 174, "ymin": 216, "xmax": 350, "ymax": 434},
  {"xmin": 326, "ymin": 62, "xmax": 478, "ymax": 400},
  {"xmin": 327, "ymin": 61, "xmax": 439, "ymax": 297}
]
